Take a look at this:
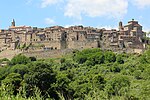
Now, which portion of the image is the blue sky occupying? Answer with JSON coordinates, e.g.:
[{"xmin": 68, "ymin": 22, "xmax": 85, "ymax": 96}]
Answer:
[{"xmin": 0, "ymin": 0, "xmax": 150, "ymax": 31}]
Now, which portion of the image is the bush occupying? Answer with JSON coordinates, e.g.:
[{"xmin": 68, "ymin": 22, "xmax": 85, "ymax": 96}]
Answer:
[
  {"xmin": 10, "ymin": 64, "xmax": 28, "ymax": 77},
  {"xmin": 104, "ymin": 51, "xmax": 116, "ymax": 63},
  {"xmin": 11, "ymin": 54, "xmax": 31, "ymax": 65},
  {"xmin": 23, "ymin": 61, "xmax": 57, "ymax": 99},
  {"xmin": 116, "ymin": 55, "xmax": 124, "ymax": 64},
  {"xmin": 105, "ymin": 75, "xmax": 130, "ymax": 97},
  {"xmin": 0, "ymin": 58, "xmax": 10, "ymax": 62},
  {"xmin": 87, "ymin": 52, "xmax": 104, "ymax": 66},
  {"xmin": 74, "ymin": 55, "xmax": 87, "ymax": 64},
  {"xmin": 60, "ymin": 58, "xmax": 66, "ymax": 64},
  {"xmin": 29, "ymin": 56, "xmax": 37, "ymax": 61},
  {"xmin": 139, "ymin": 50, "xmax": 150, "ymax": 64},
  {"xmin": 1, "ymin": 73, "xmax": 22, "ymax": 95}
]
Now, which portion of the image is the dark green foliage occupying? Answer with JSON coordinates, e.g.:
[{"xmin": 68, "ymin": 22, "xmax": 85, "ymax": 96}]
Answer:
[
  {"xmin": 2, "ymin": 73, "xmax": 22, "ymax": 95},
  {"xmin": 53, "ymin": 72, "xmax": 73, "ymax": 100},
  {"xmin": 60, "ymin": 58, "xmax": 66, "ymax": 64},
  {"xmin": 104, "ymin": 51, "xmax": 116, "ymax": 63},
  {"xmin": 74, "ymin": 48, "xmax": 104, "ymax": 65},
  {"xmin": 105, "ymin": 75, "xmax": 130, "ymax": 97},
  {"xmin": 87, "ymin": 52, "xmax": 104, "ymax": 65},
  {"xmin": 142, "ymin": 65, "xmax": 150, "ymax": 80},
  {"xmin": 0, "ymin": 49, "xmax": 150, "ymax": 99},
  {"xmin": 139, "ymin": 50, "xmax": 150, "ymax": 64},
  {"xmin": 10, "ymin": 64, "xmax": 28, "ymax": 77},
  {"xmin": 140, "ymin": 81, "xmax": 150, "ymax": 99},
  {"xmin": 70, "ymin": 75, "xmax": 92, "ymax": 98},
  {"xmin": 110, "ymin": 63, "xmax": 121, "ymax": 73},
  {"xmin": 0, "ymin": 58, "xmax": 10, "ymax": 66},
  {"xmin": 79, "ymin": 48, "xmax": 102, "ymax": 54},
  {"xmin": 74, "ymin": 54, "xmax": 87, "ymax": 64},
  {"xmin": 23, "ymin": 61, "xmax": 57, "ymax": 99},
  {"xmin": 2, "ymin": 73, "xmax": 22, "ymax": 86},
  {"xmin": 29, "ymin": 56, "xmax": 37, "ymax": 61},
  {"xmin": 133, "ymin": 70, "xmax": 142, "ymax": 79},
  {"xmin": 0, "ymin": 58, "xmax": 10, "ymax": 62},
  {"xmin": 116, "ymin": 54, "xmax": 124, "ymax": 64},
  {"xmin": 92, "ymin": 74, "xmax": 106, "ymax": 89},
  {"xmin": 11, "ymin": 54, "xmax": 31, "ymax": 65},
  {"xmin": 0, "ymin": 67, "xmax": 11, "ymax": 81}
]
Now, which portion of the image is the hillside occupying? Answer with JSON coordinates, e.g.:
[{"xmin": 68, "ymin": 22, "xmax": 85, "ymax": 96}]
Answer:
[{"xmin": 0, "ymin": 48, "xmax": 150, "ymax": 100}]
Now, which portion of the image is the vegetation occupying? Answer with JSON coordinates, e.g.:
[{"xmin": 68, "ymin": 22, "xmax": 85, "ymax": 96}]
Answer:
[{"xmin": 0, "ymin": 48, "xmax": 150, "ymax": 99}]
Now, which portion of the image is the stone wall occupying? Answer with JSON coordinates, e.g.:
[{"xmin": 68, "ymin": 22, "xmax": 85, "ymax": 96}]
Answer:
[
  {"xmin": 67, "ymin": 40, "xmax": 98, "ymax": 49},
  {"xmin": 23, "ymin": 49, "xmax": 74, "ymax": 59},
  {"xmin": 31, "ymin": 41, "xmax": 61, "ymax": 50}
]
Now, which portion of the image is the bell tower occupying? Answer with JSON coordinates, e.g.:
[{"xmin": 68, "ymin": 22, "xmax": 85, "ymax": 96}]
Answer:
[
  {"xmin": 11, "ymin": 19, "xmax": 15, "ymax": 27},
  {"xmin": 119, "ymin": 21, "xmax": 123, "ymax": 31}
]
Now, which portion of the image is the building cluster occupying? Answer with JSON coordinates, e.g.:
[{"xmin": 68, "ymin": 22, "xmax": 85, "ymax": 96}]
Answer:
[{"xmin": 0, "ymin": 19, "xmax": 146, "ymax": 53}]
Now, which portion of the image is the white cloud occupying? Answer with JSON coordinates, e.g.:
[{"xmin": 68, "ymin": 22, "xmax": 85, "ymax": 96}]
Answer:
[
  {"xmin": 45, "ymin": 18, "xmax": 55, "ymax": 25},
  {"xmin": 143, "ymin": 27, "xmax": 150, "ymax": 32},
  {"xmin": 41, "ymin": 0, "xmax": 62, "ymax": 8},
  {"xmin": 133, "ymin": 0, "xmax": 150, "ymax": 8},
  {"xmin": 64, "ymin": 24, "xmax": 74, "ymax": 28},
  {"xmin": 64, "ymin": 0, "xmax": 128, "ymax": 20}
]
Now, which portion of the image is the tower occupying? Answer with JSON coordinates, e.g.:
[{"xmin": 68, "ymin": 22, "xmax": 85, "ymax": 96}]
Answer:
[
  {"xmin": 119, "ymin": 21, "xmax": 123, "ymax": 31},
  {"xmin": 11, "ymin": 19, "xmax": 15, "ymax": 27}
]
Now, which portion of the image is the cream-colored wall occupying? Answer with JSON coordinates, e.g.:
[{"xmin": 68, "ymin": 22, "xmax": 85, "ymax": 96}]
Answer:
[
  {"xmin": 67, "ymin": 40, "xmax": 98, "ymax": 49},
  {"xmin": 32, "ymin": 41, "xmax": 61, "ymax": 50},
  {"xmin": 134, "ymin": 49, "xmax": 143, "ymax": 54}
]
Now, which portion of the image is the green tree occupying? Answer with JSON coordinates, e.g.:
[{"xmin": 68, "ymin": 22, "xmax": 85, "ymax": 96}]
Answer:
[
  {"xmin": 139, "ymin": 50, "xmax": 150, "ymax": 64},
  {"xmin": 60, "ymin": 58, "xmax": 66, "ymax": 64},
  {"xmin": 10, "ymin": 64, "xmax": 28, "ymax": 77},
  {"xmin": 116, "ymin": 54, "xmax": 124, "ymax": 64},
  {"xmin": 23, "ymin": 61, "xmax": 57, "ymax": 99},
  {"xmin": 87, "ymin": 52, "xmax": 104, "ymax": 66},
  {"xmin": 105, "ymin": 75, "xmax": 130, "ymax": 98},
  {"xmin": 29, "ymin": 56, "xmax": 37, "ymax": 61},
  {"xmin": 133, "ymin": 70, "xmax": 142, "ymax": 79},
  {"xmin": 141, "ymin": 66, "xmax": 150, "ymax": 80},
  {"xmin": 11, "ymin": 54, "xmax": 31, "ymax": 65},
  {"xmin": 1, "ymin": 73, "xmax": 22, "ymax": 95},
  {"xmin": 139, "ymin": 81, "xmax": 150, "ymax": 99},
  {"xmin": 74, "ymin": 55, "xmax": 87, "ymax": 64},
  {"xmin": 104, "ymin": 51, "xmax": 116, "ymax": 63},
  {"xmin": 53, "ymin": 72, "xmax": 73, "ymax": 100},
  {"xmin": 92, "ymin": 74, "xmax": 105, "ymax": 89},
  {"xmin": 110, "ymin": 63, "xmax": 121, "ymax": 73}
]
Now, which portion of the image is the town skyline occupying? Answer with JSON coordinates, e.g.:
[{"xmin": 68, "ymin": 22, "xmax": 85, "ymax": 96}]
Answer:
[
  {"xmin": 0, "ymin": 0, "xmax": 150, "ymax": 32},
  {"xmin": 0, "ymin": 18, "xmax": 146, "ymax": 54},
  {"xmin": 0, "ymin": 18, "xmax": 147, "ymax": 30}
]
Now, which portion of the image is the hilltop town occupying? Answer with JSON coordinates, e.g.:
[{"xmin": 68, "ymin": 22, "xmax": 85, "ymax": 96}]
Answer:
[{"xmin": 0, "ymin": 19, "xmax": 147, "ymax": 57}]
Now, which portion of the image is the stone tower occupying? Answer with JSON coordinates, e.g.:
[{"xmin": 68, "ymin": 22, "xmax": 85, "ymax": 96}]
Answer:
[
  {"xmin": 119, "ymin": 21, "xmax": 123, "ymax": 31},
  {"xmin": 11, "ymin": 19, "xmax": 15, "ymax": 27}
]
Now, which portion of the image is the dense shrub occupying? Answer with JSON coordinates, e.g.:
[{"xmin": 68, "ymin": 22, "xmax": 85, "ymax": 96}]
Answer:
[
  {"xmin": 0, "ymin": 49, "xmax": 150, "ymax": 99},
  {"xmin": 11, "ymin": 54, "xmax": 31, "ymax": 65},
  {"xmin": 104, "ymin": 51, "xmax": 116, "ymax": 63}
]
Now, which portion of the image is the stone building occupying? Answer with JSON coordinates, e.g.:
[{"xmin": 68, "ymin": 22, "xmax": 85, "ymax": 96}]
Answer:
[
  {"xmin": 0, "ymin": 19, "xmax": 146, "ymax": 53},
  {"xmin": 102, "ymin": 19, "xmax": 145, "ymax": 53}
]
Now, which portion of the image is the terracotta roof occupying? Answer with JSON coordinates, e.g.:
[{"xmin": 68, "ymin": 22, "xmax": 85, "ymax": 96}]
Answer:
[
  {"xmin": 134, "ymin": 24, "xmax": 142, "ymax": 27},
  {"xmin": 9, "ymin": 26, "xmax": 31, "ymax": 29},
  {"xmin": 103, "ymin": 30, "xmax": 117, "ymax": 34},
  {"xmin": 124, "ymin": 23, "xmax": 141, "ymax": 27}
]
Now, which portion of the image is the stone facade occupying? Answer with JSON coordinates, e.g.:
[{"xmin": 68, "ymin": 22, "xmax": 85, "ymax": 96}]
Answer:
[{"xmin": 0, "ymin": 19, "xmax": 146, "ymax": 53}]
